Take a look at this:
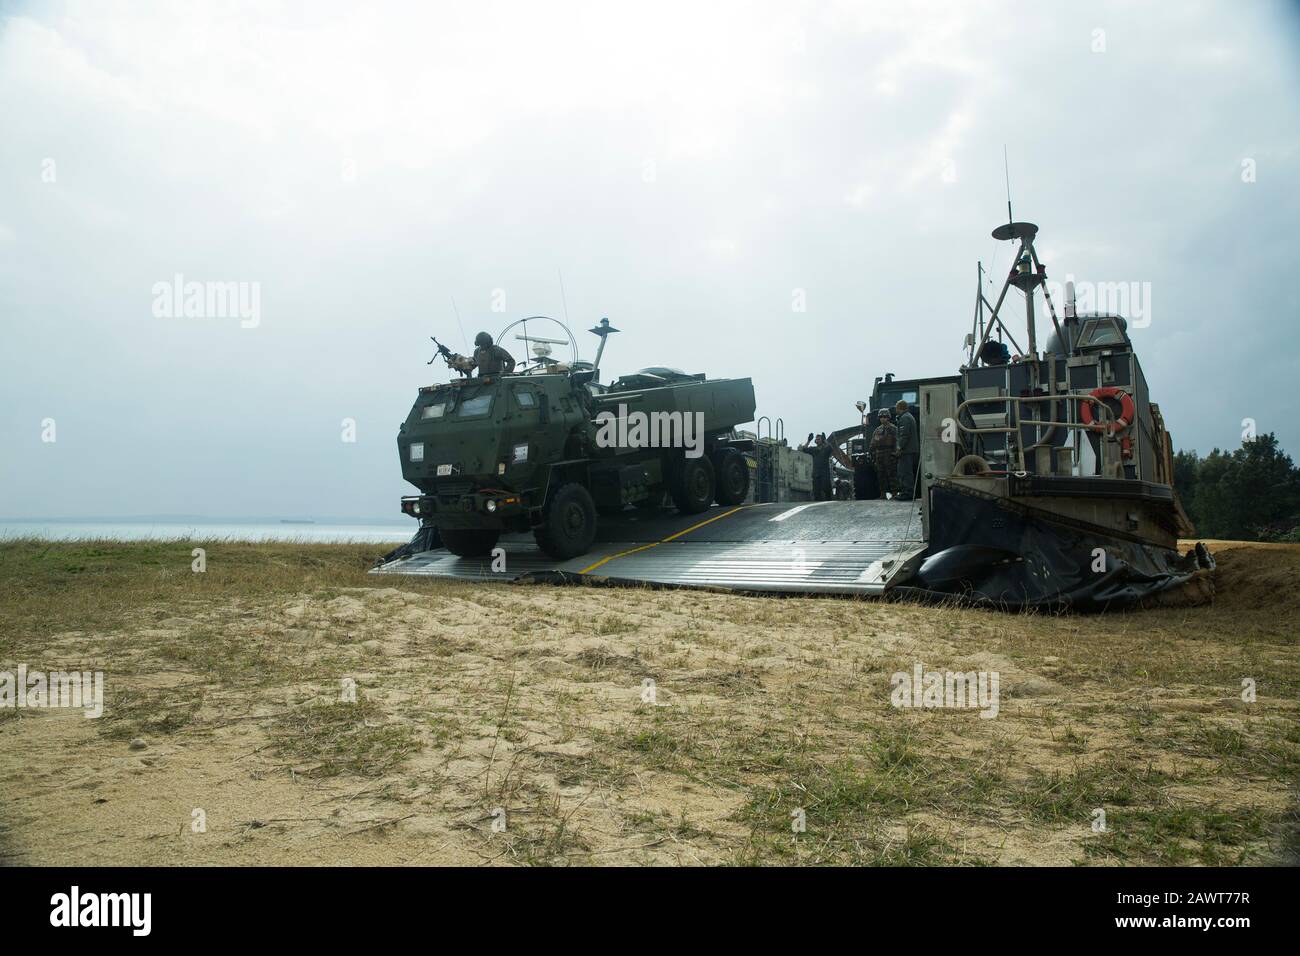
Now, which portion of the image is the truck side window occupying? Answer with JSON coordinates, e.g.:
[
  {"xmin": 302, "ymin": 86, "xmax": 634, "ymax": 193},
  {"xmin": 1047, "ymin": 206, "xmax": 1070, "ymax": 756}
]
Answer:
[
  {"xmin": 456, "ymin": 394, "xmax": 493, "ymax": 417},
  {"xmin": 515, "ymin": 390, "xmax": 536, "ymax": 408}
]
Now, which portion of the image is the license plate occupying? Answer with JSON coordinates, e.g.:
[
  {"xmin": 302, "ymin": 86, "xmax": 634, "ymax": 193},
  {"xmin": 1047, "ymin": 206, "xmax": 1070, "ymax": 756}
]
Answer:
[{"xmin": 436, "ymin": 464, "xmax": 454, "ymax": 476}]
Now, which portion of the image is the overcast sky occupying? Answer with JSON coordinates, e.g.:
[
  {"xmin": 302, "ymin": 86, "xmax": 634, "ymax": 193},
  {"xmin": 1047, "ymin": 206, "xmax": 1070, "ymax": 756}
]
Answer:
[{"xmin": 2, "ymin": 0, "xmax": 1298, "ymax": 519}]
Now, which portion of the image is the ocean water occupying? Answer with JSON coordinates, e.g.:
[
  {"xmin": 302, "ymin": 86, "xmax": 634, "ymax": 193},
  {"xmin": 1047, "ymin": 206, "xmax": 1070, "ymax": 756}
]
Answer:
[{"xmin": 0, "ymin": 520, "xmax": 416, "ymax": 544}]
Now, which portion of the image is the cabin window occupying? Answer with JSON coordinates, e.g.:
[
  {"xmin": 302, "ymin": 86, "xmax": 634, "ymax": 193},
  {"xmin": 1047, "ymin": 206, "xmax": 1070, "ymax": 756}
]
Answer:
[
  {"xmin": 456, "ymin": 394, "xmax": 493, "ymax": 417},
  {"xmin": 514, "ymin": 390, "xmax": 537, "ymax": 409},
  {"xmin": 1080, "ymin": 319, "xmax": 1125, "ymax": 348},
  {"xmin": 879, "ymin": 389, "xmax": 918, "ymax": 409}
]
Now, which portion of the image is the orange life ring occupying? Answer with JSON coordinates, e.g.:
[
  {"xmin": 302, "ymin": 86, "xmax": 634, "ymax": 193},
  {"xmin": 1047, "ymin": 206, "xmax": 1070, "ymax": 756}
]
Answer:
[{"xmin": 1080, "ymin": 387, "xmax": 1135, "ymax": 435}]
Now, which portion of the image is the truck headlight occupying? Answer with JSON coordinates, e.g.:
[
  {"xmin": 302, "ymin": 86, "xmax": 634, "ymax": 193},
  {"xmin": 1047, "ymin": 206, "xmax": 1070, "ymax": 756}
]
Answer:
[
  {"xmin": 409, "ymin": 443, "xmax": 424, "ymax": 462},
  {"xmin": 512, "ymin": 443, "xmax": 528, "ymax": 462},
  {"xmin": 485, "ymin": 499, "xmax": 498, "ymax": 513}
]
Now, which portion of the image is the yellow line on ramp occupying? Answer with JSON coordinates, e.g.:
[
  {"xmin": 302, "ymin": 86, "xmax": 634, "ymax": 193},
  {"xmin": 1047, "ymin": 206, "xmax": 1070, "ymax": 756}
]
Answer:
[{"xmin": 579, "ymin": 506, "xmax": 748, "ymax": 574}]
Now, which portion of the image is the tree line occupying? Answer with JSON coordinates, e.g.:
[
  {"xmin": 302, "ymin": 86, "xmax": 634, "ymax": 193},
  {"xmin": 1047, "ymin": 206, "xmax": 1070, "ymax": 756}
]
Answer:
[{"xmin": 1173, "ymin": 433, "xmax": 1300, "ymax": 542}]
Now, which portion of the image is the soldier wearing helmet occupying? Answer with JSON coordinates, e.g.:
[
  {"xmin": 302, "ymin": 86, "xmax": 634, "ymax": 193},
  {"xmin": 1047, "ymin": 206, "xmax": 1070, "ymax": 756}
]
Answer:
[
  {"xmin": 869, "ymin": 408, "xmax": 898, "ymax": 499},
  {"xmin": 893, "ymin": 399, "xmax": 919, "ymax": 501},
  {"xmin": 471, "ymin": 331, "xmax": 516, "ymax": 376}
]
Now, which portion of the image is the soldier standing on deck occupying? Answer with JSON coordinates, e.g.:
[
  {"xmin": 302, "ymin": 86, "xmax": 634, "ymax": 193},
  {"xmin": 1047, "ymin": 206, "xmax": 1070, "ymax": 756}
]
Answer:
[
  {"xmin": 470, "ymin": 331, "xmax": 516, "ymax": 376},
  {"xmin": 799, "ymin": 432, "xmax": 851, "ymax": 501},
  {"xmin": 870, "ymin": 409, "xmax": 899, "ymax": 499},
  {"xmin": 893, "ymin": 399, "xmax": 919, "ymax": 501}
]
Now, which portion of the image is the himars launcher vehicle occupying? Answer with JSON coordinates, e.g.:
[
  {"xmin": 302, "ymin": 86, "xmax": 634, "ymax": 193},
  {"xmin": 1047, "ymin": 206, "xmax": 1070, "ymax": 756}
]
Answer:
[{"xmin": 393, "ymin": 317, "xmax": 755, "ymax": 561}]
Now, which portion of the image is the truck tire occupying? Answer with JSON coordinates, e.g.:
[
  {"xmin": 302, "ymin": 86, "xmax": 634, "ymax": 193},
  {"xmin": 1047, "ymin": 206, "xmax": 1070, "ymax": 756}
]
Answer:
[
  {"xmin": 670, "ymin": 455, "xmax": 715, "ymax": 514},
  {"xmin": 535, "ymin": 482, "xmax": 598, "ymax": 559},
  {"xmin": 440, "ymin": 528, "xmax": 500, "ymax": 557},
  {"xmin": 712, "ymin": 450, "xmax": 749, "ymax": 505},
  {"xmin": 855, "ymin": 460, "xmax": 878, "ymax": 500}
]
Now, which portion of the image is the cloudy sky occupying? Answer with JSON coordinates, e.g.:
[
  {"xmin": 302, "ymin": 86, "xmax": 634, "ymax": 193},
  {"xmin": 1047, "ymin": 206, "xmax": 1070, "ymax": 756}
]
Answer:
[{"xmin": 2, "ymin": 0, "xmax": 1297, "ymax": 519}]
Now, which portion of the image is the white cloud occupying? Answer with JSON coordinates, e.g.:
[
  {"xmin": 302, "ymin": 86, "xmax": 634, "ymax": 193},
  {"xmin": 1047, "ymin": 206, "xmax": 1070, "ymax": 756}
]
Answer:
[{"xmin": 1, "ymin": 0, "xmax": 1297, "ymax": 516}]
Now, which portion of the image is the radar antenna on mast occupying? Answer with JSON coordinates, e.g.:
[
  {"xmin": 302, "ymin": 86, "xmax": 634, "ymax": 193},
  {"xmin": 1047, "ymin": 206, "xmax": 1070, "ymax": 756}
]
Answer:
[
  {"xmin": 972, "ymin": 217, "xmax": 1068, "ymax": 367},
  {"xmin": 588, "ymin": 317, "xmax": 619, "ymax": 373}
]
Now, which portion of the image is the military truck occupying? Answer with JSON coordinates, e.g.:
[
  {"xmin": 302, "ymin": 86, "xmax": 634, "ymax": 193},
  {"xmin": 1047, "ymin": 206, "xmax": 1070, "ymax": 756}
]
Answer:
[{"xmin": 395, "ymin": 325, "xmax": 756, "ymax": 560}]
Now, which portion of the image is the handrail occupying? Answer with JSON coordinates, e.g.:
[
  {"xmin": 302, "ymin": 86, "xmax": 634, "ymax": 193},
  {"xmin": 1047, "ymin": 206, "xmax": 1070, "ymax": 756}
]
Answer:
[{"xmin": 954, "ymin": 393, "xmax": 1118, "ymax": 475}]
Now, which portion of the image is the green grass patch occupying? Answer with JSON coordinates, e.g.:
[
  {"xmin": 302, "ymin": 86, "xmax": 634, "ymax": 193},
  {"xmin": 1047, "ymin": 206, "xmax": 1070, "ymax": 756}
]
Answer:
[{"xmin": 269, "ymin": 698, "xmax": 422, "ymax": 778}]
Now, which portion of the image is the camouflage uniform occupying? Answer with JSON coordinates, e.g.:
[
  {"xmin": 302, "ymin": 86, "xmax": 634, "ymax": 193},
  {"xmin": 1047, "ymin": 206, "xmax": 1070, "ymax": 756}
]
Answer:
[
  {"xmin": 870, "ymin": 420, "xmax": 898, "ymax": 498},
  {"xmin": 800, "ymin": 438, "xmax": 835, "ymax": 501},
  {"xmin": 894, "ymin": 408, "xmax": 919, "ymax": 500},
  {"xmin": 467, "ymin": 333, "xmax": 515, "ymax": 376},
  {"xmin": 473, "ymin": 344, "xmax": 516, "ymax": 376}
]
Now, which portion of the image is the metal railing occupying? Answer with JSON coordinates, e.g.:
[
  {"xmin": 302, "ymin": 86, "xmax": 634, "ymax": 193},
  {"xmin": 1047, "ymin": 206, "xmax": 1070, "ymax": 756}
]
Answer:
[
  {"xmin": 755, "ymin": 416, "xmax": 785, "ymax": 444},
  {"xmin": 954, "ymin": 393, "xmax": 1119, "ymax": 475}
]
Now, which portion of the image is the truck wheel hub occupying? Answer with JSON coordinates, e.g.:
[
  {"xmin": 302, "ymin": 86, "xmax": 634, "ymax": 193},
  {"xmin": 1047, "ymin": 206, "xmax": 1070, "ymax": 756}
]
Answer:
[{"xmin": 563, "ymin": 504, "xmax": 584, "ymax": 531}]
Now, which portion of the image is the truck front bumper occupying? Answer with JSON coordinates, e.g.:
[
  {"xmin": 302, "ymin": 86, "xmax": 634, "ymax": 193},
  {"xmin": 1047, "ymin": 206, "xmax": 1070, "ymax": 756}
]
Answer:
[{"xmin": 401, "ymin": 492, "xmax": 529, "ymax": 529}]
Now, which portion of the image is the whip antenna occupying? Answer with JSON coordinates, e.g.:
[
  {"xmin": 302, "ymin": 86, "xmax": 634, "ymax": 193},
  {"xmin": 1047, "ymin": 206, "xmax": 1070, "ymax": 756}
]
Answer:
[
  {"xmin": 558, "ymin": 269, "xmax": 571, "ymax": 325},
  {"xmin": 1003, "ymin": 144, "xmax": 1014, "ymax": 225},
  {"xmin": 451, "ymin": 297, "xmax": 468, "ymax": 351}
]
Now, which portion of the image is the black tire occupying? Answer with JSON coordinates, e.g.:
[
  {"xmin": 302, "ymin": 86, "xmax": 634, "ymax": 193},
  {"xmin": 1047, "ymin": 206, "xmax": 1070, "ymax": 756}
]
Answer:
[
  {"xmin": 855, "ymin": 460, "xmax": 878, "ymax": 500},
  {"xmin": 440, "ymin": 528, "xmax": 500, "ymax": 557},
  {"xmin": 376, "ymin": 523, "xmax": 442, "ymax": 565},
  {"xmin": 712, "ymin": 450, "xmax": 749, "ymax": 506},
  {"xmin": 670, "ymin": 455, "xmax": 716, "ymax": 514},
  {"xmin": 534, "ymin": 482, "xmax": 598, "ymax": 559}
]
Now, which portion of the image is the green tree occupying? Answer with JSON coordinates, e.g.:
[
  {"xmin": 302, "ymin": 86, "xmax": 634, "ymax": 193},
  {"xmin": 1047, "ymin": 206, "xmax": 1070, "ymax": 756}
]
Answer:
[
  {"xmin": 1172, "ymin": 448, "xmax": 1200, "ymax": 526},
  {"xmin": 1185, "ymin": 433, "xmax": 1300, "ymax": 540},
  {"xmin": 1191, "ymin": 448, "xmax": 1233, "ymax": 538}
]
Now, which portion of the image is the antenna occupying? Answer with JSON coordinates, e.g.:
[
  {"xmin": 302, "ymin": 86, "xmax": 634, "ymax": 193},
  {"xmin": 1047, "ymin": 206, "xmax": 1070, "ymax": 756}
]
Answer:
[
  {"xmin": 557, "ymin": 269, "xmax": 571, "ymax": 325},
  {"xmin": 1003, "ymin": 144, "xmax": 1013, "ymax": 225},
  {"xmin": 451, "ymin": 297, "xmax": 468, "ymax": 351},
  {"xmin": 588, "ymin": 317, "xmax": 619, "ymax": 372}
]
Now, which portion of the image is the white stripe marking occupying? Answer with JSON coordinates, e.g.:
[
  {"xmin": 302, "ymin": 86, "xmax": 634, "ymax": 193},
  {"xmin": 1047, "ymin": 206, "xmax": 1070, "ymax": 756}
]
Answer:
[{"xmin": 768, "ymin": 503, "xmax": 823, "ymax": 522}]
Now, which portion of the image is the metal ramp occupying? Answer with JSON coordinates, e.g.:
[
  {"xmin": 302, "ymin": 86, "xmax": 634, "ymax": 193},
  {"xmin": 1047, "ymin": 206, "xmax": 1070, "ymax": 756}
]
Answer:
[{"xmin": 371, "ymin": 500, "xmax": 927, "ymax": 596}]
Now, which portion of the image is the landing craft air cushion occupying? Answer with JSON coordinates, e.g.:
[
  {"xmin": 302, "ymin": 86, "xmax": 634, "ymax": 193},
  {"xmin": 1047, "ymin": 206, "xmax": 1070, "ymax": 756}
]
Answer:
[{"xmin": 376, "ymin": 220, "xmax": 1213, "ymax": 609}]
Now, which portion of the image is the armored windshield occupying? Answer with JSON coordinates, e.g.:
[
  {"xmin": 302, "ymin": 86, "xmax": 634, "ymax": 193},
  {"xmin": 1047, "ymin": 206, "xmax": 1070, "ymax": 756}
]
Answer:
[{"xmin": 455, "ymin": 394, "xmax": 494, "ymax": 417}]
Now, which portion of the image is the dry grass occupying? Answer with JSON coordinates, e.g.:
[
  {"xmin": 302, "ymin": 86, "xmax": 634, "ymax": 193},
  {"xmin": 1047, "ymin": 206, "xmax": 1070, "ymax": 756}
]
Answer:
[{"xmin": 0, "ymin": 537, "xmax": 1297, "ymax": 866}]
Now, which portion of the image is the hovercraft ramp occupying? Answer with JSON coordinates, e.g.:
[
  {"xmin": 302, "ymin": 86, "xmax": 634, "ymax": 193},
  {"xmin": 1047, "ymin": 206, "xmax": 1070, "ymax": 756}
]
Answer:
[{"xmin": 370, "ymin": 500, "xmax": 926, "ymax": 596}]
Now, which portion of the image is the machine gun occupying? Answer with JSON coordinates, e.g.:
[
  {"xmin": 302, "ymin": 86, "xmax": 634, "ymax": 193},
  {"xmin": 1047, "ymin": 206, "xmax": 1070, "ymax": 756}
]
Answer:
[{"xmin": 429, "ymin": 336, "xmax": 474, "ymax": 377}]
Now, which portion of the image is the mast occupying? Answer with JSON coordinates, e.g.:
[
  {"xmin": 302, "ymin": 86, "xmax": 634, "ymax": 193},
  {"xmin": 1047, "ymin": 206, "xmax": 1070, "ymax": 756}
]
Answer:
[
  {"xmin": 973, "ymin": 220, "xmax": 1043, "ymax": 363},
  {"xmin": 588, "ymin": 317, "xmax": 620, "ymax": 373}
]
